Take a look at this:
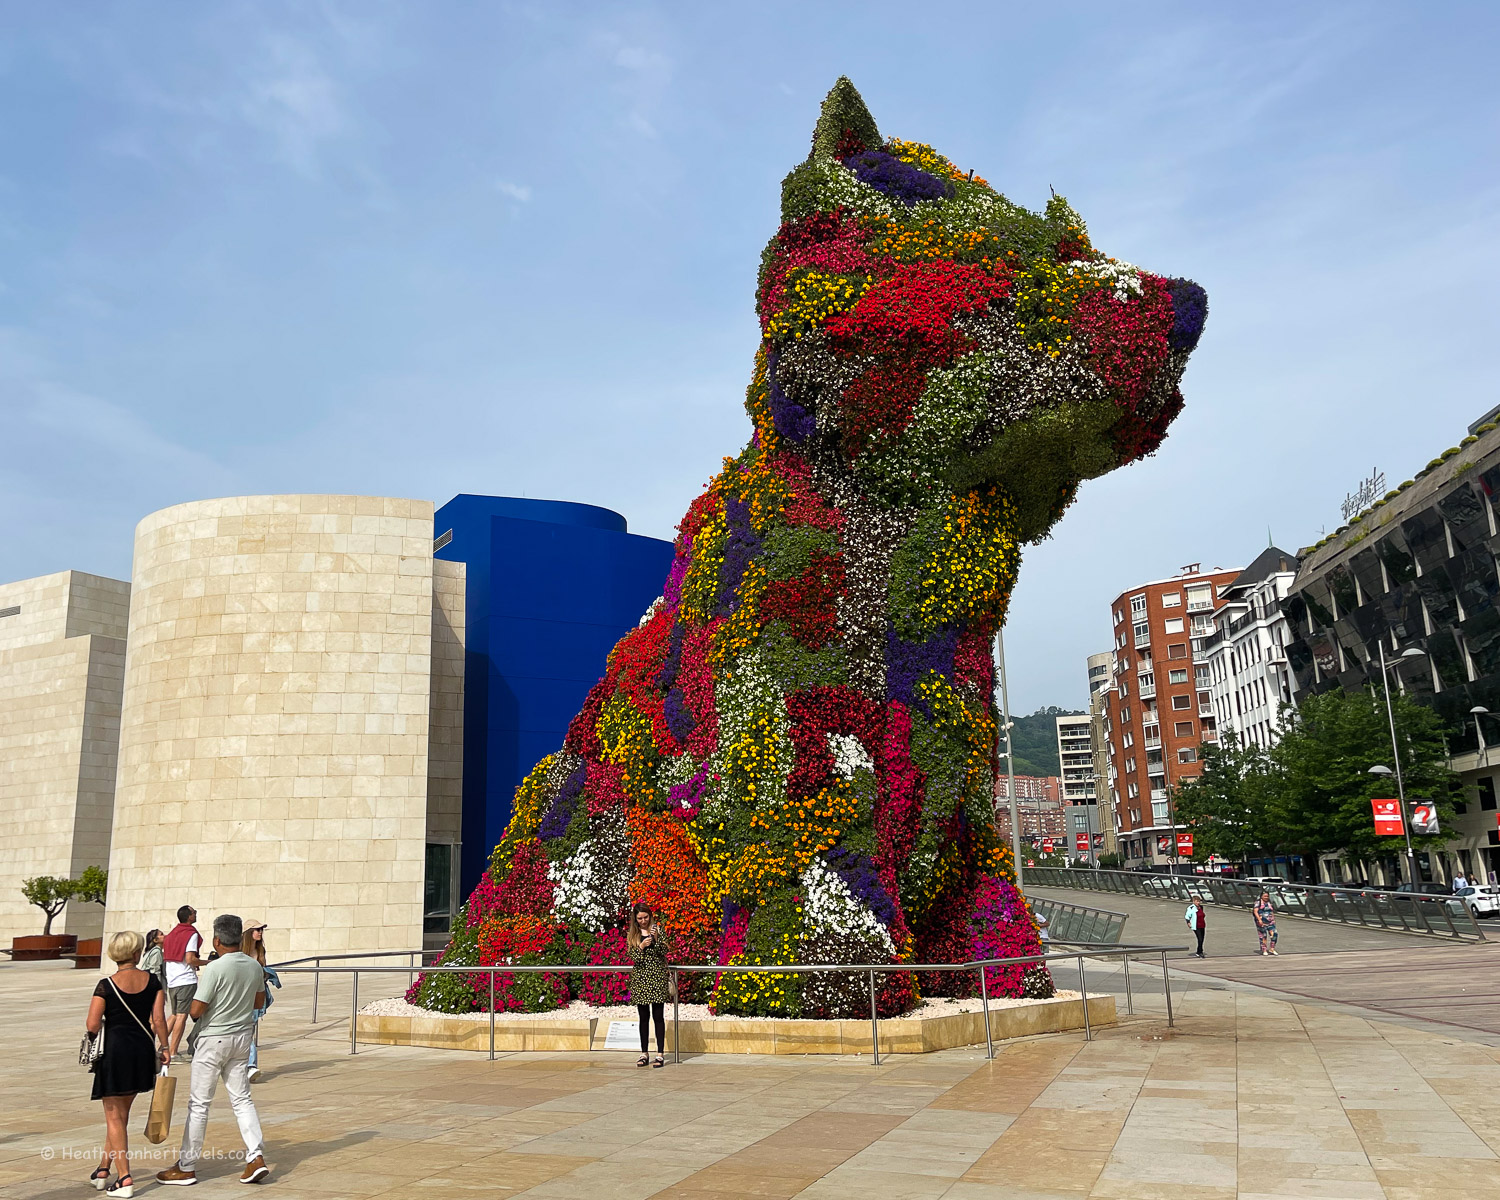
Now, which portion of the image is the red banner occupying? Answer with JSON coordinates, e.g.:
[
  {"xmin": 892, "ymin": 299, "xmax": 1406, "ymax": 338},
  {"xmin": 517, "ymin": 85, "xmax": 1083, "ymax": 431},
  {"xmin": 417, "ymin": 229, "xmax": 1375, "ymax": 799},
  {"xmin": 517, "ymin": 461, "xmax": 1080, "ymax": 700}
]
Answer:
[
  {"xmin": 1041, "ymin": 838, "xmax": 1054, "ymax": 854},
  {"xmin": 1076, "ymin": 832, "xmax": 1090, "ymax": 851},
  {"xmin": 1372, "ymin": 798, "xmax": 1404, "ymax": 836},
  {"xmin": 1176, "ymin": 832, "xmax": 1194, "ymax": 856}
]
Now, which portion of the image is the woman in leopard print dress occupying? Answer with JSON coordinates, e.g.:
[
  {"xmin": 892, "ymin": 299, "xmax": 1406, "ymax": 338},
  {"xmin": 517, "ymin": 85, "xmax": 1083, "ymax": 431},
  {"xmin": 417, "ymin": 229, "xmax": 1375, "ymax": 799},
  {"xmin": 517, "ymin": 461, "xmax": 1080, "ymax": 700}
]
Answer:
[{"xmin": 627, "ymin": 903, "xmax": 669, "ymax": 1067}]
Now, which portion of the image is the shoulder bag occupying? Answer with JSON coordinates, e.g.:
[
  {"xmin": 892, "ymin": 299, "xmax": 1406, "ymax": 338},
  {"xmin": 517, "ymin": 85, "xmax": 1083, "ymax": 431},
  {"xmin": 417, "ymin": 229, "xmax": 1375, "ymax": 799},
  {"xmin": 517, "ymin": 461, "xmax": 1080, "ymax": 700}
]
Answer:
[{"xmin": 80, "ymin": 977, "xmax": 155, "ymax": 1072}]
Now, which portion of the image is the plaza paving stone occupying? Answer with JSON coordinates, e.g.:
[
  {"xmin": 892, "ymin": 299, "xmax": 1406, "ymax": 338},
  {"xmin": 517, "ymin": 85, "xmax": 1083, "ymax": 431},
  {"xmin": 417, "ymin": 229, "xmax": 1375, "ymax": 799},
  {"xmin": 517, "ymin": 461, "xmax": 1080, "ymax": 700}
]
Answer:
[{"xmin": 6, "ymin": 957, "xmax": 1500, "ymax": 1198}]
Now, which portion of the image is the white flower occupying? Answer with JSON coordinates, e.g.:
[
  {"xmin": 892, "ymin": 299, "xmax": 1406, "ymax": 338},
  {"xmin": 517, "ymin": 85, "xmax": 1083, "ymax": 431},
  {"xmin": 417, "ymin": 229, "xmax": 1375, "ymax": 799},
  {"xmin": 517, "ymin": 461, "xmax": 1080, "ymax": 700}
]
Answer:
[
  {"xmin": 1070, "ymin": 258, "xmax": 1143, "ymax": 302},
  {"xmin": 638, "ymin": 596, "xmax": 664, "ymax": 626},
  {"xmin": 549, "ymin": 847, "xmax": 614, "ymax": 929},
  {"xmin": 827, "ymin": 732, "xmax": 873, "ymax": 779},
  {"xmin": 800, "ymin": 859, "xmax": 895, "ymax": 954}
]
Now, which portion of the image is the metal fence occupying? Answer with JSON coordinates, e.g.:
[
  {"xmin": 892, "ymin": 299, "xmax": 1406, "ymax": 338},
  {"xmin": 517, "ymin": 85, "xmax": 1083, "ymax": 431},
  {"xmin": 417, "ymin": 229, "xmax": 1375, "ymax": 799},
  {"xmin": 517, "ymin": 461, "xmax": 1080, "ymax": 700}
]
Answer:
[
  {"xmin": 1026, "ymin": 868, "xmax": 1487, "ymax": 941},
  {"xmin": 1029, "ymin": 897, "xmax": 1129, "ymax": 945},
  {"xmin": 270, "ymin": 942, "xmax": 1185, "ymax": 1067}
]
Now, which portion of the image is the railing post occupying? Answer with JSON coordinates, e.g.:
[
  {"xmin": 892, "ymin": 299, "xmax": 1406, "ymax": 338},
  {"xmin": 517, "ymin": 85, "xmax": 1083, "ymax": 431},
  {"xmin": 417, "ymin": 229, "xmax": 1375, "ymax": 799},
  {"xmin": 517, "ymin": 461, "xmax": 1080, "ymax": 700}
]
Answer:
[
  {"xmin": 868, "ymin": 970, "xmax": 880, "ymax": 1067},
  {"xmin": 489, "ymin": 970, "xmax": 496, "ymax": 1061},
  {"xmin": 1162, "ymin": 951, "xmax": 1174, "ymax": 1027},
  {"xmin": 1078, "ymin": 955, "xmax": 1090, "ymax": 1042},
  {"xmin": 672, "ymin": 969, "xmax": 680, "ymax": 1064},
  {"xmin": 312, "ymin": 955, "xmax": 321, "ymax": 1023},
  {"xmin": 409, "ymin": 950, "xmax": 416, "ymax": 992},
  {"xmin": 350, "ymin": 970, "xmax": 358, "ymax": 1055},
  {"xmin": 980, "ymin": 962, "xmax": 994, "ymax": 1059},
  {"xmin": 1122, "ymin": 951, "xmax": 1133, "ymax": 1015}
]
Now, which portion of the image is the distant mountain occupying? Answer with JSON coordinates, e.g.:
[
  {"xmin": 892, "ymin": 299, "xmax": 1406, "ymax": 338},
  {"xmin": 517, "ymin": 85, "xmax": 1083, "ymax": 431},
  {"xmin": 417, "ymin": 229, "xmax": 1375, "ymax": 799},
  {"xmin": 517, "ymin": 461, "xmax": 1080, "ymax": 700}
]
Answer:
[{"xmin": 1007, "ymin": 705, "xmax": 1084, "ymax": 777}]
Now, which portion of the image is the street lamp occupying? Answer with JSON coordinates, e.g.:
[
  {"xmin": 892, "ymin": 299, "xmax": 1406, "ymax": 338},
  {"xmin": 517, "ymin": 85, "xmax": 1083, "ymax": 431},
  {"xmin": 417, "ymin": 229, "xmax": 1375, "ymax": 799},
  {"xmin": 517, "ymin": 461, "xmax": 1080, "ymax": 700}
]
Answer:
[
  {"xmin": 1471, "ymin": 705, "xmax": 1500, "ymax": 768},
  {"xmin": 1371, "ymin": 643, "xmax": 1427, "ymax": 884}
]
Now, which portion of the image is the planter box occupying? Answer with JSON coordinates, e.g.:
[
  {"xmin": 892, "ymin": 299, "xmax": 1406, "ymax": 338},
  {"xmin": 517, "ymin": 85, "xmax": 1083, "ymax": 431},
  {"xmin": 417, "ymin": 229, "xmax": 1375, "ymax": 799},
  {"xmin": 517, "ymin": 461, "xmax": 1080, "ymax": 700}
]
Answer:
[
  {"xmin": 12, "ymin": 935, "xmax": 77, "ymax": 962},
  {"xmin": 353, "ymin": 993, "xmax": 1115, "ymax": 1056},
  {"xmin": 73, "ymin": 938, "xmax": 103, "ymax": 970}
]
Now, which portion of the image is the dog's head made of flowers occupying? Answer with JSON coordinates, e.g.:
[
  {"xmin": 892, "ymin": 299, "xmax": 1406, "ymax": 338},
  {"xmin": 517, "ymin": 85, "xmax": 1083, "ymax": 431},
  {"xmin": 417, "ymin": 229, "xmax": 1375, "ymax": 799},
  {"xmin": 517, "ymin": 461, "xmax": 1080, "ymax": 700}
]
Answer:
[{"xmin": 752, "ymin": 77, "xmax": 1207, "ymax": 543}]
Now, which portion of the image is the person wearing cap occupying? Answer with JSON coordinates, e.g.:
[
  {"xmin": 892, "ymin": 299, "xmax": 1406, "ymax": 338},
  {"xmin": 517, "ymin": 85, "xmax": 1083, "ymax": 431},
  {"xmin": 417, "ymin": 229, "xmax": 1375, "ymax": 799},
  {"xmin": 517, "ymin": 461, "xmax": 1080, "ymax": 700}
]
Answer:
[{"xmin": 240, "ymin": 920, "xmax": 280, "ymax": 1083}]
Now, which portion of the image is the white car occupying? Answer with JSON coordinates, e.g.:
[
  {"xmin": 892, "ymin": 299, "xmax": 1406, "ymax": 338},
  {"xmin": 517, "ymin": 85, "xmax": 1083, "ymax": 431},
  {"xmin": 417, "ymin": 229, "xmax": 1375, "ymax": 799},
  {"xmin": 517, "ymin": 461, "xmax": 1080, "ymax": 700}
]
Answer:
[{"xmin": 1452, "ymin": 885, "xmax": 1500, "ymax": 917}]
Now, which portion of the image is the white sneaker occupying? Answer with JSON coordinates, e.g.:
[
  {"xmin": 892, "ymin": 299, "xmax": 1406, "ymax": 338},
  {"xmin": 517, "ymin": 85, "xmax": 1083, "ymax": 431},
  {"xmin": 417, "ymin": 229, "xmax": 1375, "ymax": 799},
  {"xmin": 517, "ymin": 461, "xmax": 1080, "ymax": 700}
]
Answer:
[{"xmin": 247, "ymin": 1067, "xmax": 262, "ymax": 1083}]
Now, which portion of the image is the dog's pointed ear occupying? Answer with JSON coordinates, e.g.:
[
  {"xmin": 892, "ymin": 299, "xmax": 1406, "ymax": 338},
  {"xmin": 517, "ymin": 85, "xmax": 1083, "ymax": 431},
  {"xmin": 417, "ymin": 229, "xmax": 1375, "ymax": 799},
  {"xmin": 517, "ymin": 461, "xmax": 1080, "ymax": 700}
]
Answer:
[{"xmin": 810, "ymin": 76, "xmax": 880, "ymax": 159}]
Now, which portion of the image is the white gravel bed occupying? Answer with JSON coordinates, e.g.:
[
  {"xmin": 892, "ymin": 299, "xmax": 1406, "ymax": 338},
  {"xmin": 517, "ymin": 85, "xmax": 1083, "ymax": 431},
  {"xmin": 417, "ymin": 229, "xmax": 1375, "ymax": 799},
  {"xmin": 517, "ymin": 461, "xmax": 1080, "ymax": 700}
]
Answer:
[{"xmin": 361, "ymin": 990, "xmax": 1084, "ymax": 1023}]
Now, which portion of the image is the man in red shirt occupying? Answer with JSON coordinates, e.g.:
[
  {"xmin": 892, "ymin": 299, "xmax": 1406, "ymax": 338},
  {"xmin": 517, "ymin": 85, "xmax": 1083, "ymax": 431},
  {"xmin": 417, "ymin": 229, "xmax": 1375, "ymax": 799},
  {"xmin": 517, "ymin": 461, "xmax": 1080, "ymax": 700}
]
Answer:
[
  {"xmin": 1184, "ymin": 899, "xmax": 1206, "ymax": 958},
  {"xmin": 162, "ymin": 905, "xmax": 204, "ymax": 1059}
]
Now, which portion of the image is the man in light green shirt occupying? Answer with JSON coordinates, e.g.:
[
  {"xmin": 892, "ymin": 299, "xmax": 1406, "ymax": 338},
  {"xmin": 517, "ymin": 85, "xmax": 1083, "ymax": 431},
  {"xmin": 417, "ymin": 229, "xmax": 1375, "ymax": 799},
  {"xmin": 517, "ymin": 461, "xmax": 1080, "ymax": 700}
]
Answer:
[{"xmin": 157, "ymin": 914, "xmax": 269, "ymax": 1186}]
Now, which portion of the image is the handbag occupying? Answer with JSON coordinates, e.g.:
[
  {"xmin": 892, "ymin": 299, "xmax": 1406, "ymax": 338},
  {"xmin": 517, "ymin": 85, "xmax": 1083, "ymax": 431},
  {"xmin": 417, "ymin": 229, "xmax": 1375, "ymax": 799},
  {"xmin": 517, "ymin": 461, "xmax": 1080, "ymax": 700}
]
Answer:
[
  {"xmin": 145, "ymin": 1067, "xmax": 176, "ymax": 1143},
  {"xmin": 80, "ymin": 977, "xmax": 156, "ymax": 1073}
]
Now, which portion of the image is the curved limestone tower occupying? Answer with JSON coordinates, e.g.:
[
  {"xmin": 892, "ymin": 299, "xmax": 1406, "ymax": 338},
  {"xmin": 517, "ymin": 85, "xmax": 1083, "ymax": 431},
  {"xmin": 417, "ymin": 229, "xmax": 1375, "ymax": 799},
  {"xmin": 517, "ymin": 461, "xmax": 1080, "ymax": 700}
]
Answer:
[{"xmin": 103, "ymin": 495, "xmax": 464, "ymax": 958}]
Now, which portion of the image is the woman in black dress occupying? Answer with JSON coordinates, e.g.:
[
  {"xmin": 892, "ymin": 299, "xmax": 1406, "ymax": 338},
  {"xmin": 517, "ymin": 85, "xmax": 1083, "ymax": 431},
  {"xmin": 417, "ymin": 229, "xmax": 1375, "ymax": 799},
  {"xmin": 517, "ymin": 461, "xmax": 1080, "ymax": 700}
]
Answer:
[
  {"xmin": 85, "ymin": 930, "xmax": 171, "ymax": 1196},
  {"xmin": 627, "ymin": 903, "xmax": 669, "ymax": 1068}
]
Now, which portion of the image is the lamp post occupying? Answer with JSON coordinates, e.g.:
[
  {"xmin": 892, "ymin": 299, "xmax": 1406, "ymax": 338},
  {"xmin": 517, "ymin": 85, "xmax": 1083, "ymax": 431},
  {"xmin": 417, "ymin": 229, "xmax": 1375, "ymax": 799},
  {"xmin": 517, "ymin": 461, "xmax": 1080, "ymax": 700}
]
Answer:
[
  {"xmin": 1372, "ymin": 643, "xmax": 1426, "ymax": 883},
  {"xmin": 1471, "ymin": 705, "xmax": 1500, "ymax": 768},
  {"xmin": 994, "ymin": 629, "xmax": 1023, "ymax": 889}
]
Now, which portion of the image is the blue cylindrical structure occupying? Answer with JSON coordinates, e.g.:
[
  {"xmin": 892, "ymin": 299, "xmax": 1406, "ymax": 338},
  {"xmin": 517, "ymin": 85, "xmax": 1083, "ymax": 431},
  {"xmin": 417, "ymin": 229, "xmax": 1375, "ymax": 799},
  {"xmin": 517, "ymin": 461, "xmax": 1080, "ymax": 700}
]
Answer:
[{"xmin": 434, "ymin": 495, "xmax": 675, "ymax": 894}]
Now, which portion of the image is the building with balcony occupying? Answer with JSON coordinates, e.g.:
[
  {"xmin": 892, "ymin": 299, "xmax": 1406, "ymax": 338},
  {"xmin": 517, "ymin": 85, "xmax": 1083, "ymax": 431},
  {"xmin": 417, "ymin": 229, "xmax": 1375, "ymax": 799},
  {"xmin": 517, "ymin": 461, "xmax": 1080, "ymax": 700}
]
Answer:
[
  {"xmin": 1281, "ymin": 413, "xmax": 1500, "ymax": 885},
  {"xmin": 993, "ymin": 773, "xmax": 1066, "ymax": 846},
  {"xmin": 1202, "ymin": 547, "xmax": 1301, "ymax": 750},
  {"xmin": 1057, "ymin": 707, "xmax": 1100, "ymax": 862},
  {"xmin": 1104, "ymin": 565, "xmax": 1241, "ymax": 869}
]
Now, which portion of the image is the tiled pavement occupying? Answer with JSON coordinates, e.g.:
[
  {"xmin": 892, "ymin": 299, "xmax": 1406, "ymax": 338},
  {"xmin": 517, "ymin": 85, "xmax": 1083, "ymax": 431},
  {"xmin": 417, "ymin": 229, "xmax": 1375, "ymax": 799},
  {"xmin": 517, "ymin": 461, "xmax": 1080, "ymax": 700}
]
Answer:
[{"xmin": 6, "ymin": 959, "xmax": 1500, "ymax": 1199}]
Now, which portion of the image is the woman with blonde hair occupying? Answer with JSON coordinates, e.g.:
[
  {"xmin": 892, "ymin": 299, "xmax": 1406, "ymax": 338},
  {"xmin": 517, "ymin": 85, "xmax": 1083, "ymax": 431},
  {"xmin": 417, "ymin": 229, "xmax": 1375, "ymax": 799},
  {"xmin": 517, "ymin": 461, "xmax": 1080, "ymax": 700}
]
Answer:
[
  {"xmin": 240, "ymin": 919, "xmax": 280, "ymax": 1083},
  {"xmin": 626, "ymin": 903, "xmax": 670, "ymax": 1068},
  {"xmin": 84, "ymin": 930, "xmax": 170, "ymax": 1196}
]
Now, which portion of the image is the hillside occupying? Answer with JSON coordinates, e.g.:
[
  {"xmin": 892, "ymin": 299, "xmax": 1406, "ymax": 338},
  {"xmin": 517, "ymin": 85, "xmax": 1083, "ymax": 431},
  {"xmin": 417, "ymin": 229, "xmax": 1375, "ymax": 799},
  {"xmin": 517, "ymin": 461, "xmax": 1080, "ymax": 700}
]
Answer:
[{"xmin": 1008, "ymin": 706, "xmax": 1083, "ymax": 777}]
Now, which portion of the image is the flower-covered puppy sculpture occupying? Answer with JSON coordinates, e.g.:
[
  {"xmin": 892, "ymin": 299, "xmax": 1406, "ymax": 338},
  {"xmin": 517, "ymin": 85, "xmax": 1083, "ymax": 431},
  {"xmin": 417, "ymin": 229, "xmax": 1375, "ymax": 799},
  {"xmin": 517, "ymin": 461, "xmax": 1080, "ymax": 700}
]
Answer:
[{"xmin": 412, "ymin": 78, "xmax": 1207, "ymax": 1019}]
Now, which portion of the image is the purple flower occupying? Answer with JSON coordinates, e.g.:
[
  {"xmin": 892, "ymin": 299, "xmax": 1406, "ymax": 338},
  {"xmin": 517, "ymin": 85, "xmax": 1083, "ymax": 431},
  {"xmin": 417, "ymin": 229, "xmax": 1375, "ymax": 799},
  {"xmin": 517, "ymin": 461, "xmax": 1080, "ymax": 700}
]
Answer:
[
  {"xmin": 657, "ymin": 622, "xmax": 685, "ymax": 691},
  {"xmin": 663, "ymin": 542, "xmax": 690, "ymax": 612},
  {"xmin": 715, "ymin": 496, "xmax": 764, "ymax": 616},
  {"xmin": 668, "ymin": 759, "xmax": 712, "ymax": 820},
  {"xmin": 539, "ymin": 763, "xmax": 587, "ymax": 841},
  {"xmin": 843, "ymin": 150, "xmax": 952, "ymax": 207},
  {"xmin": 1166, "ymin": 278, "xmax": 1208, "ymax": 352},
  {"xmin": 824, "ymin": 847, "xmax": 898, "ymax": 927},
  {"xmin": 664, "ymin": 687, "xmax": 695, "ymax": 742},
  {"xmin": 767, "ymin": 355, "xmax": 815, "ymax": 442},
  {"xmin": 885, "ymin": 624, "xmax": 957, "ymax": 717}
]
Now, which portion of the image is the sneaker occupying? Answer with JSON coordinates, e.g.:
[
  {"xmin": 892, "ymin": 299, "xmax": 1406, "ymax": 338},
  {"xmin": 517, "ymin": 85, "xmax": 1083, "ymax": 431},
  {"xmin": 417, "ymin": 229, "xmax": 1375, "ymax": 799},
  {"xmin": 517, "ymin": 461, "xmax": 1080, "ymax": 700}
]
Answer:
[
  {"xmin": 156, "ymin": 1164, "xmax": 197, "ymax": 1186},
  {"xmin": 247, "ymin": 1066, "xmax": 262, "ymax": 1083},
  {"xmin": 240, "ymin": 1157, "xmax": 270, "ymax": 1185}
]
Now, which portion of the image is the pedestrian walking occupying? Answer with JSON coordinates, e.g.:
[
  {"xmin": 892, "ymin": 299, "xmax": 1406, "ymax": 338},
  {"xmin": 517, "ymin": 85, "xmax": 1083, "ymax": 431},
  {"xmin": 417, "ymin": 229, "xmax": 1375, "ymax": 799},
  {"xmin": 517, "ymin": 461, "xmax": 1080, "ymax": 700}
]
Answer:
[
  {"xmin": 1184, "ymin": 898, "xmax": 1207, "ymax": 957},
  {"xmin": 1253, "ymin": 891, "xmax": 1279, "ymax": 955},
  {"xmin": 627, "ymin": 902, "xmax": 669, "ymax": 1068},
  {"xmin": 1454, "ymin": 870, "xmax": 1469, "ymax": 891},
  {"xmin": 160, "ymin": 906, "xmax": 203, "ymax": 1062},
  {"xmin": 156, "ymin": 914, "xmax": 269, "ymax": 1187},
  {"xmin": 85, "ymin": 931, "xmax": 171, "ymax": 1196},
  {"xmin": 239, "ymin": 919, "xmax": 280, "ymax": 1083}
]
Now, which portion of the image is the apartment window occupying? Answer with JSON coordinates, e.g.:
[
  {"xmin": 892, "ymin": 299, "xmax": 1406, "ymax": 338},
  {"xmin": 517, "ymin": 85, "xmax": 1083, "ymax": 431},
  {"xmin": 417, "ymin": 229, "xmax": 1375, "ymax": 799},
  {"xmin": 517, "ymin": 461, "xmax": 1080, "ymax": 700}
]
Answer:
[
  {"xmin": 1164, "ymin": 617, "xmax": 1185, "ymax": 634},
  {"xmin": 1195, "ymin": 665, "xmax": 1210, "ymax": 685},
  {"xmin": 1161, "ymin": 592, "xmax": 1181, "ymax": 607},
  {"xmin": 1172, "ymin": 695, "xmax": 1191, "ymax": 710},
  {"xmin": 1133, "ymin": 621, "xmax": 1149, "ymax": 644},
  {"xmin": 1187, "ymin": 585, "xmax": 1213, "ymax": 611},
  {"xmin": 1168, "ymin": 643, "xmax": 1188, "ymax": 659},
  {"xmin": 1114, "ymin": 608, "xmax": 1124, "ymax": 626},
  {"xmin": 1168, "ymin": 669, "xmax": 1188, "ymax": 685},
  {"xmin": 1130, "ymin": 594, "xmax": 1147, "ymax": 616},
  {"xmin": 1126, "ymin": 757, "xmax": 1137, "ymax": 776},
  {"xmin": 1174, "ymin": 720, "xmax": 1193, "ymax": 737},
  {"xmin": 1178, "ymin": 747, "xmax": 1198, "ymax": 764},
  {"xmin": 1123, "ymin": 730, "xmax": 1134, "ymax": 748},
  {"xmin": 1480, "ymin": 778, "xmax": 1497, "ymax": 812},
  {"xmin": 1127, "ymin": 781, "xmax": 1139, "ymax": 799}
]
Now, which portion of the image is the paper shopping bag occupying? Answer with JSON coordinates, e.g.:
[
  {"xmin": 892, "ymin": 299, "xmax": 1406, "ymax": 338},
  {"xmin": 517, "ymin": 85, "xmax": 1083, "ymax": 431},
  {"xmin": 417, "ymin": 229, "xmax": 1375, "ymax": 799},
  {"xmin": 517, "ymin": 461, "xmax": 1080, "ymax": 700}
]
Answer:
[{"xmin": 145, "ymin": 1068, "xmax": 176, "ymax": 1144}]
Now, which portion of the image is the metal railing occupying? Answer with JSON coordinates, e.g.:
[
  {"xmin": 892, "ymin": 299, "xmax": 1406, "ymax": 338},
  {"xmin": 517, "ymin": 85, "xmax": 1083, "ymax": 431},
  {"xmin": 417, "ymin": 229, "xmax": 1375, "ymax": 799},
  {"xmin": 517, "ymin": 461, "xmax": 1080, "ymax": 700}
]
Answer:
[
  {"xmin": 1026, "ymin": 868, "xmax": 1487, "ymax": 941},
  {"xmin": 269, "ymin": 943, "xmax": 1186, "ymax": 1066},
  {"xmin": 1030, "ymin": 897, "xmax": 1129, "ymax": 945}
]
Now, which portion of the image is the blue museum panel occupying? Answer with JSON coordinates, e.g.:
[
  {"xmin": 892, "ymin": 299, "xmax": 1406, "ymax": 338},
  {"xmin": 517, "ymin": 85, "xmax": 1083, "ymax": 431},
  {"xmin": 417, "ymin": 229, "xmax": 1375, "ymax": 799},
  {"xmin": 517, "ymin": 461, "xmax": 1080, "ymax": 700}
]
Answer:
[{"xmin": 435, "ymin": 494, "xmax": 675, "ymax": 893}]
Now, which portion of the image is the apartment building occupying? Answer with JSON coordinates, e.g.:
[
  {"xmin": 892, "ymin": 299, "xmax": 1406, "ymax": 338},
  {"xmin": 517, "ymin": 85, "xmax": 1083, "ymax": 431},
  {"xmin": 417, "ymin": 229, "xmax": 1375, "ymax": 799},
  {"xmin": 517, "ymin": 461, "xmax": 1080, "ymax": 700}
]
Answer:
[
  {"xmin": 1202, "ymin": 547, "xmax": 1301, "ymax": 750},
  {"xmin": 1056, "ymin": 713, "xmax": 1097, "ymax": 861},
  {"xmin": 993, "ymin": 774, "xmax": 1066, "ymax": 845},
  {"xmin": 1104, "ymin": 565, "xmax": 1240, "ymax": 868}
]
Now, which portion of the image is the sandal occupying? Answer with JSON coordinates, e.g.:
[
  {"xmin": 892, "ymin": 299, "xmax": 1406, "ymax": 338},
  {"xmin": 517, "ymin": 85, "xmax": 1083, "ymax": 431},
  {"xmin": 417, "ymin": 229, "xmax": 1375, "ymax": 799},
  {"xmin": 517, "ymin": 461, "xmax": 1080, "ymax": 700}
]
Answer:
[
  {"xmin": 636, "ymin": 1054, "xmax": 650, "ymax": 1067},
  {"xmin": 652, "ymin": 1055, "xmax": 665, "ymax": 1068},
  {"xmin": 90, "ymin": 1166, "xmax": 111, "ymax": 1190},
  {"xmin": 107, "ymin": 1174, "xmax": 134, "ymax": 1198}
]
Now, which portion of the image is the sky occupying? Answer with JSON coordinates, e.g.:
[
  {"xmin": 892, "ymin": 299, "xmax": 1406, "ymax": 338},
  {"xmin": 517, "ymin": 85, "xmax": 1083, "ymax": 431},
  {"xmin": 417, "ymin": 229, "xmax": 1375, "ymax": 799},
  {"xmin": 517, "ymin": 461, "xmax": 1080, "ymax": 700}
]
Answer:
[{"xmin": 3, "ymin": 2, "xmax": 1498, "ymax": 713}]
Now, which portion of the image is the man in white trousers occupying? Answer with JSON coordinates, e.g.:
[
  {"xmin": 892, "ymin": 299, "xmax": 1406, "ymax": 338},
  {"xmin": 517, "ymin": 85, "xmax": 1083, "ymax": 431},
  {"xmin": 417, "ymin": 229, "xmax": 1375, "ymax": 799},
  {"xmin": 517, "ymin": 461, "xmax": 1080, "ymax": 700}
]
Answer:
[{"xmin": 157, "ymin": 914, "xmax": 269, "ymax": 1186}]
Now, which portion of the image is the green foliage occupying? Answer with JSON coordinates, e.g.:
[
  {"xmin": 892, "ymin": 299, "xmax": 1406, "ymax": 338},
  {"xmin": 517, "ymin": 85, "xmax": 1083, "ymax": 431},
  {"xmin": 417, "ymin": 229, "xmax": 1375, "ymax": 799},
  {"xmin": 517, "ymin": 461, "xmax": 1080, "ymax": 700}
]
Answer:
[
  {"xmin": 1271, "ymin": 688, "xmax": 1456, "ymax": 866},
  {"xmin": 1008, "ymin": 707, "xmax": 1082, "ymax": 777},
  {"xmin": 809, "ymin": 75, "xmax": 880, "ymax": 159},
  {"xmin": 1096, "ymin": 852, "xmax": 1123, "ymax": 870},
  {"xmin": 21, "ymin": 875, "xmax": 75, "ymax": 935},
  {"xmin": 1173, "ymin": 731, "xmax": 1281, "ymax": 864},
  {"xmin": 73, "ymin": 865, "xmax": 108, "ymax": 906},
  {"xmin": 1175, "ymin": 690, "xmax": 1457, "ymax": 875}
]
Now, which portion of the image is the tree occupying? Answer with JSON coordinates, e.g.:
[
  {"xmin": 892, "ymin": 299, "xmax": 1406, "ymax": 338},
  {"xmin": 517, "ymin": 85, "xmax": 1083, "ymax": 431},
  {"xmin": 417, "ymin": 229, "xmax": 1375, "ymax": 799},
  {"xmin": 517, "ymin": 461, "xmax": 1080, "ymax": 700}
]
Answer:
[
  {"xmin": 22, "ymin": 876, "xmax": 75, "ymax": 936},
  {"xmin": 1173, "ymin": 729, "xmax": 1283, "ymax": 864},
  {"xmin": 1097, "ymin": 852, "xmax": 1123, "ymax": 870},
  {"xmin": 1270, "ymin": 688, "xmax": 1457, "ymax": 876},
  {"xmin": 73, "ymin": 865, "xmax": 108, "ymax": 907}
]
